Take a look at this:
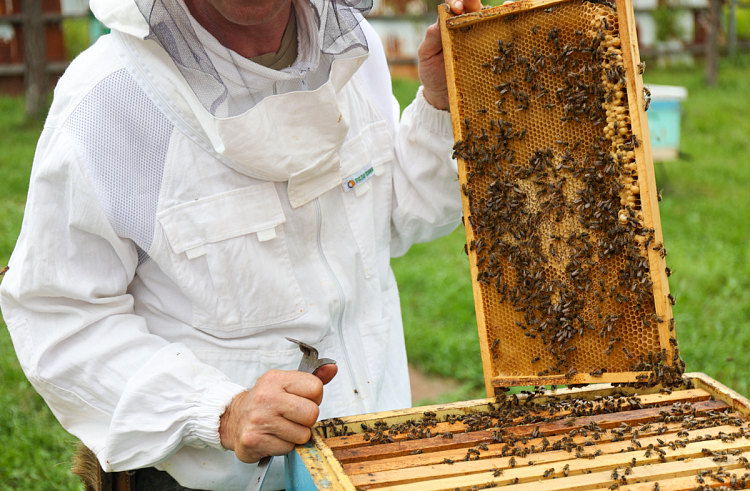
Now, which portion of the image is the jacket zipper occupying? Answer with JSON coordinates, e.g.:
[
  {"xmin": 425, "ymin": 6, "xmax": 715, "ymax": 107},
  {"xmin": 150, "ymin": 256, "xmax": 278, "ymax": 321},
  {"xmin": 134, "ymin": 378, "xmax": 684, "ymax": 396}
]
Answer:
[{"xmin": 314, "ymin": 198, "xmax": 365, "ymax": 414}]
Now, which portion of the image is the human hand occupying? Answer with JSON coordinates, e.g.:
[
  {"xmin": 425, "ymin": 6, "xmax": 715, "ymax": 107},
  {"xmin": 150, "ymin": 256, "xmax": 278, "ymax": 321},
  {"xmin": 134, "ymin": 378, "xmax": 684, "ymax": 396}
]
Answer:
[
  {"xmin": 219, "ymin": 365, "xmax": 338, "ymax": 463},
  {"xmin": 418, "ymin": 0, "xmax": 483, "ymax": 111}
]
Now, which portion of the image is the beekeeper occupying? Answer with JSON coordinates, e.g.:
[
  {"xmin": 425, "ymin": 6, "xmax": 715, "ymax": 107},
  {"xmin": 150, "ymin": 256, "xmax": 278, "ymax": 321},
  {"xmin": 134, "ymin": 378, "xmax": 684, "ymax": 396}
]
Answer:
[{"xmin": 0, "ymin": 0, "xmax": 480, "ymax": 488}]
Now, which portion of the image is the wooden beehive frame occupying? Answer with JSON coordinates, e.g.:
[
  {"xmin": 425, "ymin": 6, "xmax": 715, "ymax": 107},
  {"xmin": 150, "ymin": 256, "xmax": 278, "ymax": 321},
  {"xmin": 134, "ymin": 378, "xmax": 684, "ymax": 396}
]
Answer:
[
  {"xmin": 438, "ymin": 0, "xmax": 675, "ymax": 392},
  {"xmin": 287, "ymin": 374, "xmax": 750, "ymax": 491}
]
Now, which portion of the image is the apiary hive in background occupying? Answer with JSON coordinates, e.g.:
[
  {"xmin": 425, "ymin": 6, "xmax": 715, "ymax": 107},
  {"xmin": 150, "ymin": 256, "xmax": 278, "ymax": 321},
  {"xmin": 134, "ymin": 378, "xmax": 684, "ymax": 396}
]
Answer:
[
  {"xmin": 441, "ymin": 0, "xmax": 679, "ymax": 392},
  {"xmin": 645, "ymin": 84, "xmax": 688, "ymax": 162}
]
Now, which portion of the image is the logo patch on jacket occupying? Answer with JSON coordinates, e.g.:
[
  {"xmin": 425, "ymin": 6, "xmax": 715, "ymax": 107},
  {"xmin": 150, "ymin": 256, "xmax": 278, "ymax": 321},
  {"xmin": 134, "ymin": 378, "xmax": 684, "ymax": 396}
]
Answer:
[{"xmin": 343, "ymin": 163, "xmax": 374, "ymax": 191}]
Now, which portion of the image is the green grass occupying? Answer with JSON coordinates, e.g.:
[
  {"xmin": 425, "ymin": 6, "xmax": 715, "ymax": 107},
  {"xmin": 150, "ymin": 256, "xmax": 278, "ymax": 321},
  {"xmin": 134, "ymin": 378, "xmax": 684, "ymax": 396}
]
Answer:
[
  {"xmin": 641, "ymin": 58, "xmax": 750, "ymax": 393},
  {"xmin": 391, "ymin": 56, "xmax": 750, "ymax": 402},
  {"xmin": 392, "ymin": 77, "xmax": 422, "ymax": 114},
  {"xmin": 0, "ymin": 97, "xmax": 39, "ymax": 265},
  {"xmin": 0, "ymin": 325, "xmax": 83, "ymax": 491}
]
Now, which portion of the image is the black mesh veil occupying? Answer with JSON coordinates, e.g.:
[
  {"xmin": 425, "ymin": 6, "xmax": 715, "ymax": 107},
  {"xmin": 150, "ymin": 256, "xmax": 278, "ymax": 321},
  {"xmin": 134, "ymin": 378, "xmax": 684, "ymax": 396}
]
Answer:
[{"xmin": 134, "ymin": 0, "xmax": 372, "ymax": 117}]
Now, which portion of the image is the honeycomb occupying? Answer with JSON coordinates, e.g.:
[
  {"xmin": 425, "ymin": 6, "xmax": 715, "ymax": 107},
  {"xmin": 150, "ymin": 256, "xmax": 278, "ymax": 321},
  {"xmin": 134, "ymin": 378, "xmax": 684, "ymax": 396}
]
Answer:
[{"xmin": 441, "ymin": 0, "xmax": 680, "ymax": 387}]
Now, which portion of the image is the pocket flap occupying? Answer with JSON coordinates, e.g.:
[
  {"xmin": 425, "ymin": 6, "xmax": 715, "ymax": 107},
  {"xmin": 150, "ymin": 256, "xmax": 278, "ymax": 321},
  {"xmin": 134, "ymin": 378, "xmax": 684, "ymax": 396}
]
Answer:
[
  {"xmin": 339, "ymin": 131, "xmax": 371, "ymax": 178},
  {"xmin": 365, "ymin": 121, "xmax": 395, "ymax": 168},
  {"xmin": 157, "ymin": 183, "xmax": 285, "ymax": 254},
  {"xmin": 339, "ymin": 121, "xmax": 394, "ymax": 178}
]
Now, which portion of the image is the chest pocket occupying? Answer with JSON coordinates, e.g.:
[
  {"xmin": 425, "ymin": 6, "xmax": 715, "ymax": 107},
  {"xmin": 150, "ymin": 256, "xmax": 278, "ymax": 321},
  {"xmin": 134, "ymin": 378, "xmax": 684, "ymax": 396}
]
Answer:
[
  {"xmin": 157, "ymin": 183, "xmax": 306, "ymax": 337},
  {"xmin": 340, "ymin": 121, "xmax": 395, "ymax": 279}
]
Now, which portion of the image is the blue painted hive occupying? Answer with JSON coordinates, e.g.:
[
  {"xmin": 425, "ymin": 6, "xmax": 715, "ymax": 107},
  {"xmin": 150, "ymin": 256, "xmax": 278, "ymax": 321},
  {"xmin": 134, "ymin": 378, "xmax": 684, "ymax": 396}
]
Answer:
[{"xmin": 646, "ymin": 84, "xmax": 688, "ymax": 162}]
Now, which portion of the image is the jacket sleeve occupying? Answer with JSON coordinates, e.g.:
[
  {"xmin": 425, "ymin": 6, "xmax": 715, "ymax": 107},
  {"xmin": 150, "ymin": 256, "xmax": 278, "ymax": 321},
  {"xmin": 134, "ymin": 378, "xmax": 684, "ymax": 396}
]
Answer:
[
  {"xmin": 390, "ymin": 86, "xmax": 463, "ymax": 257},
  {"xmin": 0, "ymin": 128, "xmax": 245, "ymax": 472}
]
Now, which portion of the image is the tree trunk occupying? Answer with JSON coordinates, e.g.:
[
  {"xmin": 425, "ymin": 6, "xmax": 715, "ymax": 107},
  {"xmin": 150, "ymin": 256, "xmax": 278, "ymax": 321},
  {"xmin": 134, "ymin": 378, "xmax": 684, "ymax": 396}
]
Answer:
[
  {"xmin": 23, "ymin": 0, "xmax": 47, "ymax": 117},
  {"xmin": 705, "ymin": 0, "xmax": 720, "ymax": 86}
]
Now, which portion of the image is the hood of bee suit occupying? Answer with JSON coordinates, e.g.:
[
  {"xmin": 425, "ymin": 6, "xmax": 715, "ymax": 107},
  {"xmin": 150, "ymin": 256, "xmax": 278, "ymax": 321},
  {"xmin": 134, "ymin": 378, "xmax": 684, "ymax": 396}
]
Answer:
[{"xmin": 90, "ymin": 0, "xmax": 372, "ymax": 208}]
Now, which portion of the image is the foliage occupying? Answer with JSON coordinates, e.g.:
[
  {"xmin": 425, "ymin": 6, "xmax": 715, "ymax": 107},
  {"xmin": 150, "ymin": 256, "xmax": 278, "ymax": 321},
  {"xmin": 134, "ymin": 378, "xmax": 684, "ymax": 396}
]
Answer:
[
  {"xmin": 725, "ymin": 5, "xmax": 750, "ymax": 41},
  {"xmin": 652, "ymin": 2, "xmax": 686, "ymax": 42},
  {"xmin": 62, "ymin": 18, "xmax": 91, "ymax": 62}
]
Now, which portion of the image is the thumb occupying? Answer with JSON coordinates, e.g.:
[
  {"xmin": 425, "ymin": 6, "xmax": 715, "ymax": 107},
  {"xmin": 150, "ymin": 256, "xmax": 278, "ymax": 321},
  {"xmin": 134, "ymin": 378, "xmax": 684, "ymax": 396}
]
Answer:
[{"xmin": 312, "ymin": 363, "xmax": 338, "ymax": 385}]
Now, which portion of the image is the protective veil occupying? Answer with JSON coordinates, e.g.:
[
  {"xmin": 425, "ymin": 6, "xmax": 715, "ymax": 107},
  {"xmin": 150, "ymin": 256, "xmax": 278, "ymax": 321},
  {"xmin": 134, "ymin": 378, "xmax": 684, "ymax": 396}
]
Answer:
[
  {"xmin": 135, "ymin": 0, "xmax": 372, "ymax": 116},
  {"xmin": 127, "ymin": 0, "xmax": 377, "ymax": 207}
]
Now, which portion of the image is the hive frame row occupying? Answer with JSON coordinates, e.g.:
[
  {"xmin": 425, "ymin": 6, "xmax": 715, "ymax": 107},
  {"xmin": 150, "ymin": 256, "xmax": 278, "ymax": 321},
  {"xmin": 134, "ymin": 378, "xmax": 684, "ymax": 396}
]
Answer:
[{"xmin": 286, "ymin": 374, "xmax": 750, "ymax": 490}]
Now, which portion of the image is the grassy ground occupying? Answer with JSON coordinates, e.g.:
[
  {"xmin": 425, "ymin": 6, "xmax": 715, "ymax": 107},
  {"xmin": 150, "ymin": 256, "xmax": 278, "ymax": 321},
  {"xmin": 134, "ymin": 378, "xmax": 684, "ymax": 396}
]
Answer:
[
  {"xmin": 2, "ymin": 59, "xmax": 750, "ymax": 488},
  {"xmin": 392, "ymin": 58, "xmax": 750, "ymax": 403}
]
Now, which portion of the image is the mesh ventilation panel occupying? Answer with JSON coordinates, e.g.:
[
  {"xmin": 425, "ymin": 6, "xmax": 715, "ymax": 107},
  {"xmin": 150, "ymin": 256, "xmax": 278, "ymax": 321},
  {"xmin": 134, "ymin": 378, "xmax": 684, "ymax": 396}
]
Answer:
[{"xmin": 63, "ymin": 69, "xmax": 173, "ymax": 264}]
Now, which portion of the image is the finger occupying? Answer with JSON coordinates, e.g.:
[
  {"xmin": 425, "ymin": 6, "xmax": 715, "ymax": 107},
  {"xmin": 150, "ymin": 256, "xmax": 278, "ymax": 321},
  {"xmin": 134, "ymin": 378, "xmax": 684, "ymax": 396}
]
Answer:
[
  {"xmin": 286, "ymin": 372, "xmax": 324, "ymax": 404},
  {"xmin": 277, "ymin": 392, "xmax": 320, "ymax": 427},
  {"xmin": 238, "ymin": 399, "xmax": 315, "ymax": 447},
  {"xmin": 446, "ymin": 0, "xmax": 465, "ymax": 14},
  {"xmin": 235, "ymin": 432, "xmax": 299, "ymax": 463},
  {"xmin": 313, "ymin": 363, "xmax": 338, "ymax": 385},
  {"xmin": 462, "ymin": 0, "xmax": 482, "ymax": 13},
  {"xmin": 262, "ymin": 370, "xmax": 324, "ymax": 402},
  {"xmin": 418, "ymin": 22, "xmax": 443, "ymax": 61}
]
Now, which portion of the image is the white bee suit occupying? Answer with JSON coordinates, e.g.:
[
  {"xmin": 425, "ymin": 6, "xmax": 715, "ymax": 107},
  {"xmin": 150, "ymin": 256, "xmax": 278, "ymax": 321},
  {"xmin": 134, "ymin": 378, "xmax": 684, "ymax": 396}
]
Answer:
[{"xmin": 0, "ymin": 0, "xmax": 462, "ymax": 489}]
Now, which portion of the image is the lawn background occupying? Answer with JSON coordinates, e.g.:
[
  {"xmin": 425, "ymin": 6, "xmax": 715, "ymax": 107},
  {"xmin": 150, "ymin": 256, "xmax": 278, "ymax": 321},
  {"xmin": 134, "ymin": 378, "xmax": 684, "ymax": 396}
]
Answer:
[{"xmin": 2, "ymin": 42, "xmax": 750, "ymax": 491}]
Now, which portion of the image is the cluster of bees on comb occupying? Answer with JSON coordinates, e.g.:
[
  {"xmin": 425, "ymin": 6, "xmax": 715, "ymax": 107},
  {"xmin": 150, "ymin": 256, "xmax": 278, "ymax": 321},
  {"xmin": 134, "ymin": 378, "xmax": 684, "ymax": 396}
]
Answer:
[
  {"xmin": 321, "ymin": 388, "xmax": 750, "ymax": 490},
  {"xmin": 451, "ymin": 0, "xmax": 685, "ymax": 386}
]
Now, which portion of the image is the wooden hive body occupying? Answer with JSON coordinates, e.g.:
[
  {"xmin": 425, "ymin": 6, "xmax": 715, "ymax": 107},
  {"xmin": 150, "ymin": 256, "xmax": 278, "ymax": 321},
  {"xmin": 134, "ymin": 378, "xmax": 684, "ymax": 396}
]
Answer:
[
  {"xmin": 440, "ymin": 0, "xmax": 676, "ymax": 392},
  {"xmin": 287, "ymin": 374, "xmax": 750, "ymax": 490}
]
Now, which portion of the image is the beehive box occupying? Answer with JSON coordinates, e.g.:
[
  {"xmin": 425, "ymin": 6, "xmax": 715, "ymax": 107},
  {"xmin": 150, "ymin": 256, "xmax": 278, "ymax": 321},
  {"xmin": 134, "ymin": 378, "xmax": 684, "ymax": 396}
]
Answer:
[
  {"xmin": 441, "ymin": 0, "xmax": 677, "ymax": 392},
  {"xmin": 286, "ymin": 373, "xmax": 750, "ymax": 490}
]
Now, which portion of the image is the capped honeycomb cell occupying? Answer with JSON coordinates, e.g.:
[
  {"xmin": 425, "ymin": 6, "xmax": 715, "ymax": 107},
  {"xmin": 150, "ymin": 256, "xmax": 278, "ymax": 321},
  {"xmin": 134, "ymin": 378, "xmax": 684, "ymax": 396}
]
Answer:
[{"xmin": 439, "ymin": 0, "xmax": 680, "ymax": 391}]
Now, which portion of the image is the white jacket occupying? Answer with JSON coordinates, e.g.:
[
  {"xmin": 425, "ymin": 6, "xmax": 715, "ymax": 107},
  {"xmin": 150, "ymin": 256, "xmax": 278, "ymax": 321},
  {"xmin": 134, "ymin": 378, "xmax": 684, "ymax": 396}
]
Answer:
[{"xmin": 0, "ymin": 0, "xmax": 462, "ymax": 489}]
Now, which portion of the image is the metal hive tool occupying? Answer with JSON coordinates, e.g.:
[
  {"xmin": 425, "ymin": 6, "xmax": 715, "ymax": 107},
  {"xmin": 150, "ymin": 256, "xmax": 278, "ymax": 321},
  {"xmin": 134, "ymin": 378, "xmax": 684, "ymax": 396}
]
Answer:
[{"xmin": 439, "ymin": 0, "xmax": 680, "ymax": 391}]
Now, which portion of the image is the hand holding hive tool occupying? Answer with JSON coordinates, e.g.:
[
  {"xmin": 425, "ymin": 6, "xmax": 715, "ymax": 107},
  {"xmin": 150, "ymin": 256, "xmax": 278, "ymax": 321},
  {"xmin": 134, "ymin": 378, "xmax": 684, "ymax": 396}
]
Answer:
[{"xmin": 245, "ymin": 338, "xmax": 336, "ymax": 491}]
